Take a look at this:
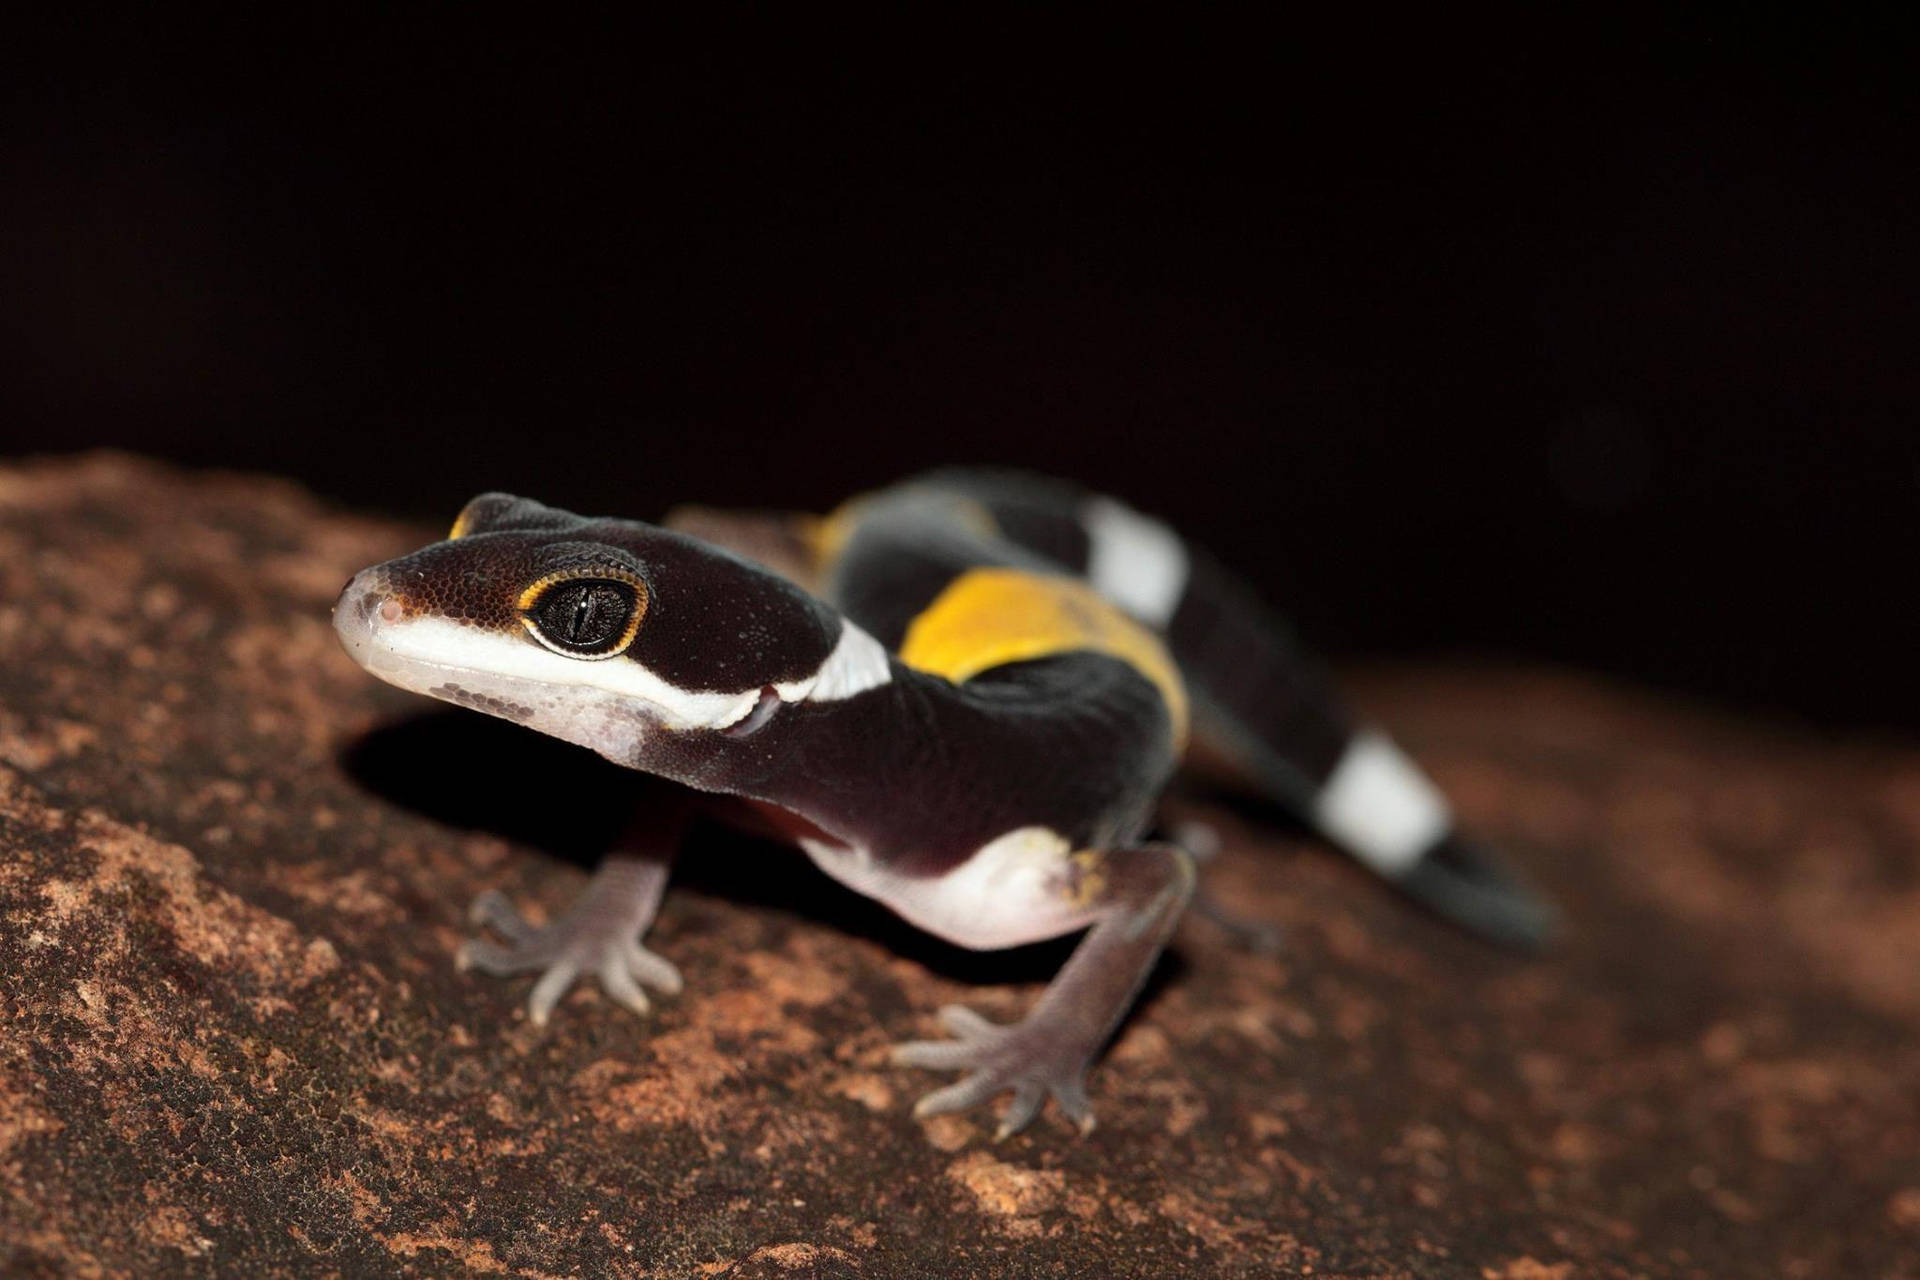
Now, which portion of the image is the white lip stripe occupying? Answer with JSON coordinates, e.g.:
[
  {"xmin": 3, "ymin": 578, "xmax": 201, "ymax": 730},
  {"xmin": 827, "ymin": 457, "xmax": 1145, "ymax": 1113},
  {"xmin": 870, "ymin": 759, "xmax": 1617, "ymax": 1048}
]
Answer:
[
  {"xmin": 1312, "ymin": 731, "xmax": 1452, "ymax": 876},
  {"xmin": 1082, "ymin": 496, "xmax": 1190, "ymax": 628},
  {"xmin": 355, "ymin": 613, "xmax": 891, "ymax": 732},
  {"xmin": 364, "ymin": 615, "xmax": 762, "ymax": 729}
]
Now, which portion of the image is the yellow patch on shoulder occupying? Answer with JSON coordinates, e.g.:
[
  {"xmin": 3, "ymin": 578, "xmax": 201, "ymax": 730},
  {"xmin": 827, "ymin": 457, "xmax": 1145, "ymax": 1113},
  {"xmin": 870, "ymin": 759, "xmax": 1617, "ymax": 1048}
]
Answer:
[{"xmin": 898, "ymin": 567, "xmax": 1188, "ymax": 746}]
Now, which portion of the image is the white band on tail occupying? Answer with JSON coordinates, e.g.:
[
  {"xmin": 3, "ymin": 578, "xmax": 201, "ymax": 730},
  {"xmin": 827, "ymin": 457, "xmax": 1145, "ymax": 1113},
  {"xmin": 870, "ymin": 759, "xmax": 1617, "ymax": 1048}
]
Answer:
[
  {"xmin": 1082, "ymin": 496, "xmax": 1190, "ymax": 628},
  {"xmin": 1312, "ymin": 731, "xmax": 1452, "ymax": 875}
]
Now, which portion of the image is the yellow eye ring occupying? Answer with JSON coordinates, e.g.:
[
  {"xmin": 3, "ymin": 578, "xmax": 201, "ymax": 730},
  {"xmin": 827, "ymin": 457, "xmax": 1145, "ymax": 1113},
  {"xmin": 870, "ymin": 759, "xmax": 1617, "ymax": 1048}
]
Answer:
[{"xmin": 517, "ymin": 568, "xmax": 648, "ymax": 659}]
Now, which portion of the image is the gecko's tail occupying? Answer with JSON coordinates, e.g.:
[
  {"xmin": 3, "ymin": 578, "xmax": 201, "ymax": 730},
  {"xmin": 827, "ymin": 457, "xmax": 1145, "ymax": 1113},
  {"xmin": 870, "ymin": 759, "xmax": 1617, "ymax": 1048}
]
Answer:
[
  {"xmin": 917, "ymin": 470, "xmax": 1557, "ymax": 949},
  {"xmin": 1128, "ymin": 515, "xmax": 1556, "ymax": 948}
]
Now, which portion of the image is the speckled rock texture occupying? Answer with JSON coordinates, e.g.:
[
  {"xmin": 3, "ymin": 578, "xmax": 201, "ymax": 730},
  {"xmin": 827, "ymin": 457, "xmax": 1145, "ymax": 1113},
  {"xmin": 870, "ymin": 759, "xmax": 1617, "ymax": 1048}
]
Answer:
[{"xmin": 1, "ymin": 454, "xmax": 1917, "ymax": 1279}]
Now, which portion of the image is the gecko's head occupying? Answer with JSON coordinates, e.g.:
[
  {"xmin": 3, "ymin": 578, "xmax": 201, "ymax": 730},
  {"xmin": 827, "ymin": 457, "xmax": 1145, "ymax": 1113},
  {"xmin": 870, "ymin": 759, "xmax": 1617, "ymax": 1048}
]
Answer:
[{"xmin": 333, "ymin": 494, "xmax": 891, "ymax": 769}]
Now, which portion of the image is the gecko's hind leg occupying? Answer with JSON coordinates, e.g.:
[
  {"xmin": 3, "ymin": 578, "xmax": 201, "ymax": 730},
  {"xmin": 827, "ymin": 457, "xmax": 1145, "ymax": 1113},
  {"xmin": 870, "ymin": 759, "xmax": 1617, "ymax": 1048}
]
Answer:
[
  {"xmin": 459, "ymin": 801, "xmax": 688, "ymax": 1026},
  {"xmin": 892, "ymin": 842, "xmax": 1195, "ymax": 1139},
  {"xmin": 1169, "ymin": 817, "xmax": 1285, "ymax": 955}
]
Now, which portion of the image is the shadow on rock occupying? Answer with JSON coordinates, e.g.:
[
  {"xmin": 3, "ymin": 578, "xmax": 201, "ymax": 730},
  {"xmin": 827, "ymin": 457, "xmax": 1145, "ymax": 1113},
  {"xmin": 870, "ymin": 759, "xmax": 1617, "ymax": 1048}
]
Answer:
[{"xmin": 338, "ymin": 707, "xmax": 1189, "ymax": 999}]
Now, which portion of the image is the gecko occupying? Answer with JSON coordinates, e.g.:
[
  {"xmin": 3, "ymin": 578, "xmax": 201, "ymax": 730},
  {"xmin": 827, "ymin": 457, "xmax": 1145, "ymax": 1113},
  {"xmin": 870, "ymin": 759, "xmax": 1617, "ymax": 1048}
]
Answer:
[{"xmin": 333, "ymin": 469, "xmax": 1552, "ymax": 1137}]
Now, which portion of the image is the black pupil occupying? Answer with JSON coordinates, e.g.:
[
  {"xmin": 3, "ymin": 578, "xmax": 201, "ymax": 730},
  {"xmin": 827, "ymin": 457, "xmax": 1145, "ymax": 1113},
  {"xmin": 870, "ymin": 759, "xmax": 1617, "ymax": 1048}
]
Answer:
[{"xmin": 535, "ymin": 579, "xmax": 634, "ymax": 652}]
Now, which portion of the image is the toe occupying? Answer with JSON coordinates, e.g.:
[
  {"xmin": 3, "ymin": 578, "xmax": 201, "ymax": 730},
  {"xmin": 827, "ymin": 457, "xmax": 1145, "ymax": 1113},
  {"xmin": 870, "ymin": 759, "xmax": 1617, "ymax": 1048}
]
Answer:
[
  {"xmin": 912, "ymin": 1072, "xmax": 1002, "ymax": 1119},
  {"xmin": 993, "ymin": 1083, "xmax": 1045, "ymax": 1140},
  {"xmin": 891, "ymin": 1038, "xmax": 983, "ymax": 1071},
  {"xmin": 527, "ymin": 959, "xmax": 582, "ymax": 1026},
  {"xmin": 624, "ymin": 942, "xmax": 683, "ymax": 995},
  {"xmin": 469, "ymin": 889, "xmax": 538, "ymax": 941},
  {"xmin": 459, "ymin": 938, "xmax": 546, "ymax": 976},
  {"xmin": 936, "ymin": 1005, "xmax": 1004, "ymax": 1041},
  {"xmin": 1053, "ymin": 1077, "xmax": 1095, "ymax": 1134},
  {"xmin": 598, "ymin": 952, "xmax": 654, "ymax": 1016}
]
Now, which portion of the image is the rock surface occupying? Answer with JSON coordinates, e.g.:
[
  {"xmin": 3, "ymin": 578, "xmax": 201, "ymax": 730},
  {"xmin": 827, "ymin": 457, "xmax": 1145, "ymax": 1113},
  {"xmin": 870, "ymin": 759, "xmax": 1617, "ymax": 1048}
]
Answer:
[{"xmin": 1, "ymin": 453, "xmax": 1917, "ymax": 1278}]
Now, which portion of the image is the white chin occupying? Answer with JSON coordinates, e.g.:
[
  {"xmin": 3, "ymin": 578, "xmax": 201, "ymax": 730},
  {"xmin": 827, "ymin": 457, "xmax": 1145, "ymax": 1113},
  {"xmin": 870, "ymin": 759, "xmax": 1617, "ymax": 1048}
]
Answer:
[{"xmin": 370, "ymin": 644, "xmax": 665, "ymax": 764}]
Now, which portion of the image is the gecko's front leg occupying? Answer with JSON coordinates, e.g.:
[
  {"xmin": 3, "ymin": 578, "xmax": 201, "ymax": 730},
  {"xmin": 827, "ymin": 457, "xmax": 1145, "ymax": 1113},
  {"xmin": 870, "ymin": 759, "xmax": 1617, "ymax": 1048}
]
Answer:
[
  {"xmin": 889, "ymin": 841, "xmax": 1195, "ymax": 1138},
  {"xmin": 460, "ymin": 798, "xmax": 690, "ymax": 1026}
]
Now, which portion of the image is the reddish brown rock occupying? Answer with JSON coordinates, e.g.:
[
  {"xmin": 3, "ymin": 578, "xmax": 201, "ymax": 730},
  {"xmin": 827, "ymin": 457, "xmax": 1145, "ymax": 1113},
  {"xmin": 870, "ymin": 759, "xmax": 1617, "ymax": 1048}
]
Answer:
[{"xmin": 1, "ymin": 453, "xmax": 1916, "ymax": 1277}]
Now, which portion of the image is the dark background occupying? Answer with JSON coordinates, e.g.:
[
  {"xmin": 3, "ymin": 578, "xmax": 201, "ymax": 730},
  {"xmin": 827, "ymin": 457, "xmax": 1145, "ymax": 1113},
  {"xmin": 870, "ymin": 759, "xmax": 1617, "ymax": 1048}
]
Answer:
[{"xmin": 4, "ymin": 17, "xmax": 1914, "ymax": 730}]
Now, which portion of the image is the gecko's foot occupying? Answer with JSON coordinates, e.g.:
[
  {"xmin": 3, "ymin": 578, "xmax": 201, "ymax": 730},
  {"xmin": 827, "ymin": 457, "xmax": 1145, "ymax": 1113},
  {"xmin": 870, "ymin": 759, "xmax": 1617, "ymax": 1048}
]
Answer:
[
  {"xmin": 457, "ymin": 887, "xmax": 683, "ymax": 1026},
  {"xmin": 891, "ymin": 1005, "xmax": 1098, "ymax": 1139}
]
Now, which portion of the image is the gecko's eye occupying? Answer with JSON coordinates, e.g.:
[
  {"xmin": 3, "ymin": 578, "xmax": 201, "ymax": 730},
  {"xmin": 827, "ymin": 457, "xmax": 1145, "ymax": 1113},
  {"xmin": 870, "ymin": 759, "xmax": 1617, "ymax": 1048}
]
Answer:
[{"xmin": 521, "ymin": 576, "xmax": 645, "ymax": 658}]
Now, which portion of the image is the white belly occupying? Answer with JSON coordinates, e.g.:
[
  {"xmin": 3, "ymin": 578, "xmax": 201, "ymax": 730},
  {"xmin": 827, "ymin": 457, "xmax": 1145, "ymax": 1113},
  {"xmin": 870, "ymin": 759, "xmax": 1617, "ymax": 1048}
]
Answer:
[{"xmin": 798, "ymin": 826, "xmax": 1099, "ymax": 951}]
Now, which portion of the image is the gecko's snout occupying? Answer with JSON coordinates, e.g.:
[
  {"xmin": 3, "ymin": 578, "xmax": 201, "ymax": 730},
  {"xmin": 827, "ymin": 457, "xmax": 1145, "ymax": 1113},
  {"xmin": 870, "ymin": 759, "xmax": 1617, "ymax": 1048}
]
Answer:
[{"xmin": 333, "ymin": 568, "xmax": 399, "ymax": 668}]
